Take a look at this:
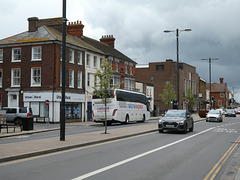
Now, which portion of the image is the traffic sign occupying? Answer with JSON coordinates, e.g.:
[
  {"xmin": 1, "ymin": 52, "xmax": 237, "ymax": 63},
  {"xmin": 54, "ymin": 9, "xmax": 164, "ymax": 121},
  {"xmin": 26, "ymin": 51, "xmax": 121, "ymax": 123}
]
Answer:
[
  {"xmin": 184, "ymin": 99, "xmax": 190, "ymax": 104},
  {"xmin": 46, "ymin": 100, "xmax": 50, "ymax": 106}
]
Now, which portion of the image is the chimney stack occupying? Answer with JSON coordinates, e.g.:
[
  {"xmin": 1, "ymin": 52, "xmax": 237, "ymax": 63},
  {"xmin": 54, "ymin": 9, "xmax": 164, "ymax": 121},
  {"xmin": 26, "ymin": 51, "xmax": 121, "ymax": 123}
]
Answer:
[
  {"xmin": 220, "ymin": 78, "xmax": 224, "ymax": 83},
  {"xmin": 28, "ymin": 17, "xmax": 39, "ymax": 32},
  {"xmin": 100, "ymin": 35, "xmax": 116, "ymax": 48},
  {"xmin": 67, "ymin": 21, "xmax": 84, "ymax": 38}
]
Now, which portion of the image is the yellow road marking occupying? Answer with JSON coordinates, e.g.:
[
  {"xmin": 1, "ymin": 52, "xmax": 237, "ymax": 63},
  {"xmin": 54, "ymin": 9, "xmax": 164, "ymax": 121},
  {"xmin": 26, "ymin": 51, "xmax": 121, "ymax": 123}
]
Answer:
[{"xmin": 204, "ymin": 135, "xmax": 240, "ymax": 180}]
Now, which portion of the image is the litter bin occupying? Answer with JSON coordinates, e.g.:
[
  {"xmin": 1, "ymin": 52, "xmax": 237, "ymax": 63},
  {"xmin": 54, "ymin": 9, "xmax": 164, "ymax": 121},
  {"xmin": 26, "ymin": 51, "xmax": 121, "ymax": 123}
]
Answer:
[{"xmin": 22, "ymin": 118, "xmax": 34, "ymax": 131}]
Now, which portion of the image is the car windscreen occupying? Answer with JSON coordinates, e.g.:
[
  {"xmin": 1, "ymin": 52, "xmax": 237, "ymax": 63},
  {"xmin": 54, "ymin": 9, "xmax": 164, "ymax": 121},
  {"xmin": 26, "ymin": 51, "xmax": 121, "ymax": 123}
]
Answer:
[
  {"xmin": 209, "ymin": 110, "xmax": 219, "ymax": 114},
  {"xmin": 165, "ymin": 111, "xmax": 185, "ymax": 118}
]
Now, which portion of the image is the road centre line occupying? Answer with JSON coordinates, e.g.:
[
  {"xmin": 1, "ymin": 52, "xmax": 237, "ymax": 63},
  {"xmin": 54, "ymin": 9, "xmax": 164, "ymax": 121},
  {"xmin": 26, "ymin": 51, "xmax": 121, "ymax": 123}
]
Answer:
[{"xmin": 72, "ymin": 127, "xmax": 216, "ymax": 180}]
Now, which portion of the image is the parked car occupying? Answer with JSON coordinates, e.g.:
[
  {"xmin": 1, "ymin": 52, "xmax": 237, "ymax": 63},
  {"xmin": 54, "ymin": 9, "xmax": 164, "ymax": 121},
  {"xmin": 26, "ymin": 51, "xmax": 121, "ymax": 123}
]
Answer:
[
  {"xmin": 2, "ymin": 107, "xmax": 33, "ymax": 125},
  {"xmin": 158, "ymin": 109, "xmax": 194, "ymax": 133},
  {"xmin": 225, "ymin": 109, "xmax": 236, "ymax": 117},
  {"xmin": 234, "ymin": 108, "xmax": 240, "ymax": 114},
  {"xmin": 206, "ymin": 109, "xmax": 223, "ymax": 122}
]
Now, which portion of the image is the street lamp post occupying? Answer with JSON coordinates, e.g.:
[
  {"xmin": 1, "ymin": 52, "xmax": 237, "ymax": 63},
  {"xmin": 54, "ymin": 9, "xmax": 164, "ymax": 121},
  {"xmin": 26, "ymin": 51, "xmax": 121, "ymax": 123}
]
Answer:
[
  {"xmin": 164, "ymin": 28, "xmax": 192, "ymax": 109},
  {"xmin": 60, "ymin": 0, "xmax": 67, "ymax": 141},
  {"xmin": 201, "ymin": 58, "xmax": 219, "ymax": 110}
]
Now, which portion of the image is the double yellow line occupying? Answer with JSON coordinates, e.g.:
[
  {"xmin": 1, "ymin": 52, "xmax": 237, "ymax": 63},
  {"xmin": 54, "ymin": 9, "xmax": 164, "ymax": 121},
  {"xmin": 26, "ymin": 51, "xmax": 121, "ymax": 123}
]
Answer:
[{"xmin": 204, "ymin": 135, "xmax": 240, "ymax": 180}]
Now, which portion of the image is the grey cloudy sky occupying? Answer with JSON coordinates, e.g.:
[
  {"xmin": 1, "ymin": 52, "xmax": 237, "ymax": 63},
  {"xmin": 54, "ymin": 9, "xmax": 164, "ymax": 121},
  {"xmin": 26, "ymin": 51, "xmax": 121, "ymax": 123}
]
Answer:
[{"xmin": 1, "ymin": 0, "xmax": 240, "ymax": 102}]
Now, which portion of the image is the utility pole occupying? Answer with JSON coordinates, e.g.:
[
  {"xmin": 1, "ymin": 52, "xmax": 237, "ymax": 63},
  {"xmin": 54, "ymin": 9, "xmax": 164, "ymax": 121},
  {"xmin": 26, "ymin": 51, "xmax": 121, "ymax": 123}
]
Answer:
[
  {"xmin": 60, "ymin": 0, "xmax": 67, "ymax": 141},
  {"xmin": 201, "ymin": 58, "xmax": 219, "ymax": 110},
  {"xmin": 164, "ymin": 28, "xmax": 192, "ymax": 109}
]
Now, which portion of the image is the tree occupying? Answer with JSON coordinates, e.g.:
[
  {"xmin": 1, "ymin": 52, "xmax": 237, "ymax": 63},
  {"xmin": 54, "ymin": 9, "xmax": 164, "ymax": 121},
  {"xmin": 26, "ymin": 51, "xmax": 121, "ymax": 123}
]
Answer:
[
  {"xmin": 93, "ymin": 57, "xmax": 118, "ymax": 134},
  {"xmin": 159, "ymin": 81, "xmax": 176, "ymax": 109},
  {"xmin": 183, "ymin": 88, "xmax": 195, "ymax": 111}
]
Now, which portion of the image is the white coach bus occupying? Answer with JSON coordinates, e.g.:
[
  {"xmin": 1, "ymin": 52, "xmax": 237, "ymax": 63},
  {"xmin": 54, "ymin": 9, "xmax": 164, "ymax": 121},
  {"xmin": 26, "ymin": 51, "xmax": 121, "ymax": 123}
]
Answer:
[{"xmin": 92, "ymin": 89, "xmax": 150, "ymax": 125}]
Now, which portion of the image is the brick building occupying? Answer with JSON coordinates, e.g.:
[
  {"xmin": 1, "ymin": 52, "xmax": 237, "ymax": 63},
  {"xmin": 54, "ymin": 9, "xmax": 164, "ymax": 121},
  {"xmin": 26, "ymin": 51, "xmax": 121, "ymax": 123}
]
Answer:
[
  {"xmin": 207, "ymin": 78, "xmax": 229, "ymax": 109},
  {"xmin": 135, "ymin": 60, "xmax": 200, "ymax": 112},
  {"xmin": 0, "ymin": 17, "xmax": 136, "ymax": 122}
]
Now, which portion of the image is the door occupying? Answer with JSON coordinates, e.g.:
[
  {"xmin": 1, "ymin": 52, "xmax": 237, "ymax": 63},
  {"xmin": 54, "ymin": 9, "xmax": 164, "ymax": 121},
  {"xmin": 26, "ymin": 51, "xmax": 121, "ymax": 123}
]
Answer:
[{"xmin": 87, "ymin": 102, "xmax": 92, "ymax": 121}]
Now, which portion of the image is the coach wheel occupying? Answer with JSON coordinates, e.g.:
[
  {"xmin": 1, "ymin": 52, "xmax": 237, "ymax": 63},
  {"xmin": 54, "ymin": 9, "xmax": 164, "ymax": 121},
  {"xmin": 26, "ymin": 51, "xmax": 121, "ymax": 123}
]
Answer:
[
  {"xmin": 125, "ymin": 115, "xmax": 129, "ymax": 123},
  {"xmin": 141, "ymin": 114, "xmax": 146, "ymax": 123}
]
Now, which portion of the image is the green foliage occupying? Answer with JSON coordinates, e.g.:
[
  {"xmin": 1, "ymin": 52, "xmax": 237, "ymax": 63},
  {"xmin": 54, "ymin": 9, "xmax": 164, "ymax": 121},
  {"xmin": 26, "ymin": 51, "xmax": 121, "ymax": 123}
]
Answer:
[
  {"xmin": 159, "ymin": 81, "xmax": 176, "ymax": 108},
  {"xmin": 183, "ymin": 88, "xmax": 195, "ymax": 111},
  {"xmin": 93, "ymin": 58, "xmax": 118, "ymax": 103}
]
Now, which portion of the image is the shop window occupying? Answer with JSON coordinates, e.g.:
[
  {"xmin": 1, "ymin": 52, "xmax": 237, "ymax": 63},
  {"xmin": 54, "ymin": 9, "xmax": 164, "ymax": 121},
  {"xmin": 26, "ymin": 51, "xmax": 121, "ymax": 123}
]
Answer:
[{"xmin": 65, "ymin": 103, "xmax": 82, "ymax": 119}]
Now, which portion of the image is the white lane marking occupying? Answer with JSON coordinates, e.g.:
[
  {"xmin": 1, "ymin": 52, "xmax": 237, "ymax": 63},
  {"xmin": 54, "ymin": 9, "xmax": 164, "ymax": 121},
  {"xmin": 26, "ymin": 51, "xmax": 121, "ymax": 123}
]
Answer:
[{"xmin": 72, "ymin": 127, "xmax": 215, "ymax": 180}]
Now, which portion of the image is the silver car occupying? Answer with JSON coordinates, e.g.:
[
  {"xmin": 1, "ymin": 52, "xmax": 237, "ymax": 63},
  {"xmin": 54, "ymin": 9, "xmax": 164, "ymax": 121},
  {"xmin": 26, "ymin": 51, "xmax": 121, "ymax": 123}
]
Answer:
[
  {"xmin": 206, "ymin": 109, "xmax": 223, "ymax": 122},
  {"xmin": 158, "ymin": 109, "xmax": 194, "ymax": 133},
  {"xmin": 2, "ymin": 107, "xmax": 33, "ymax": 125}
]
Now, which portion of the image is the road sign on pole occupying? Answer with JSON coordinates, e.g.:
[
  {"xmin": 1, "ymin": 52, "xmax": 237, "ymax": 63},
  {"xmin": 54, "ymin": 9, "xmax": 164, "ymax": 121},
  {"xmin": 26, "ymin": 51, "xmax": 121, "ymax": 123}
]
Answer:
[{"xmin": 185, "ymin": 99, "xmax": 190, "ymax": 104}]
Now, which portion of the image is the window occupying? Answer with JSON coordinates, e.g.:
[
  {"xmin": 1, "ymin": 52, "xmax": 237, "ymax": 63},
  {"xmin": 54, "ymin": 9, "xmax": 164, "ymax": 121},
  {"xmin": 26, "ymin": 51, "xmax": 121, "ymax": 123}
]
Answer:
[
  {"xmin": 130, "ymin": 65, "xmax": 132, "ymax": 75},
  {"xmin": 86, "ymin": 54, "xmax": 90, "ymax": 66},
  {"xmin": 69, "ymin": 69, "xmax": 74, "ymax": 88},
  {"xmin": 156, "ymin": 65, "xmax": 164, "ymax": 71},
  {"xmin": 12, "ymin": 48, "xmax": 21, "ymax": 62},
  {"xmin": 87, "ymin": 73, "xmax": 90, "ymax": 87},
  {"xmin": 31, "ymin": 67, "xmax": 41, "ymax": 86},
  {"xmin": 124, "ymin": 78, "xmax": 134, "ymax": 90},
  {"xmin": 218, "ymin": 100, "xmax": 222, "ymax": 106},
  {"xmin": 0, "ymin": 69, "xmax": 2, "ymax": 87},
  {"xmin": 0, "ymin": 49, "xmax": 3, "ymax": 62},
  {"xmin": 94, "ymin": 56, "xmax": 97, "ymax": 68},
  {"xmin": 125, "ymin": 64, "xmax": 128, "ymax": 74},
  {"xmin": 77, "ymin": 52, "xmax": 82, "ymax": 65},
  {"xmin": 100, "ymin": 58, "xmax": 103, "ymax": 67},
  {"xmin": 69, "ymin": 49, "xmax": 74, "ymax": 63},
  {"xmin": 77, "ymin": 71, "xmax": 82, "ymax": 88},
  {"xmin": 32, "ymin": 46, "xmax": 42, "ymax": 61},
  {"xmin": 220, "ymin": 93, "xmax": 224, "ymax": 98},
  {"xmin": 109, "ymin": 58, "xmax": 112, "ymax": 67},
  {"xmin": 11, "ymin": 68, "xmax": 21, "ymax": 87}
]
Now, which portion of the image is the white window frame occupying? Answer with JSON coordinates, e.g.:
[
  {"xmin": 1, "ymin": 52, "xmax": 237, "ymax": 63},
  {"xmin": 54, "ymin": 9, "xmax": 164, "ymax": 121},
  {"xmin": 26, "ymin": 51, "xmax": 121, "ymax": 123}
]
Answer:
[
  {"xmin": 94, "ymin": 56, "xmax": 97, "ymax": 68},
  {"xmin": 31, "ymin": 67, "xmax": 41, "ymax": 87},
  {"xmin": 125, "ymin": 63, "xmax": 128, "ymax": 74},
  {"xmin": 69, "ymin": 69, "xmax": 74, "ymax": 88},
  {"xmin": 129, "ymin": 65, "xmax": 133, "ymax": 75},
  {"xmin": 0, "ymin": 69, "xmax": 2, "ymax": 87},
  {"xmin": 77, "ymin": 71, "xmax": 82, "ymax": 89},
  {"xmin": 0, "ymin": 49, "xmax": 3, "ymax": 62},
  {"xmin": 77, "ymin": 52, "xmax": 82, "ymax": 65},
  {"xmin": 11, "ymin": 68, "xmax": 21, "ymax": 87},
  {"xmin": 86, "ymin": 54, "xmax": 90, "ymax": 66},
  {"xmin": 69, "ymin": 49, "xmax": 74, "ymax": 63},
  {"xmin": 12, "ymin": 48, "xmax": 21, "ymax": 62},
  {"xmin": 32, "ymin": 46, "xmax": 42, "ymax": 61}
]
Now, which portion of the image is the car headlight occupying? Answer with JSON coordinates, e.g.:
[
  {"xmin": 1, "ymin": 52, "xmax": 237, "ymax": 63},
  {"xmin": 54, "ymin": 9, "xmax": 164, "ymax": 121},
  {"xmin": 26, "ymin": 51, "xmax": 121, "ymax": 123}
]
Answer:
[
  {"xmin": 159, "ymin": 119, "xmax": 164, "ymax": 123},
  {"xmin": 178, "ymin": 120, "xmax": 184, "ymax": 124}
]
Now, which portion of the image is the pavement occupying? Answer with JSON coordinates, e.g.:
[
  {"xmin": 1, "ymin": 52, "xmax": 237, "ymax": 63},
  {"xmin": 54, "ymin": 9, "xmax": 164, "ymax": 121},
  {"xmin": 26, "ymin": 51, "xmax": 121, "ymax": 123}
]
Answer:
[{"xmin": 0, "ymin": 114, "xmax": 240, "ymax": 179}]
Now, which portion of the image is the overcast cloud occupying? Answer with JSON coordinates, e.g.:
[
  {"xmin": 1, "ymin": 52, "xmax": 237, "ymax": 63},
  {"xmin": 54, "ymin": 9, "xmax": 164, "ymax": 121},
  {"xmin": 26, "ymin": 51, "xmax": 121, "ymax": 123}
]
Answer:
[{"xmin": 1, "ymin": 0, "xmax": 240, "ymax": 102}]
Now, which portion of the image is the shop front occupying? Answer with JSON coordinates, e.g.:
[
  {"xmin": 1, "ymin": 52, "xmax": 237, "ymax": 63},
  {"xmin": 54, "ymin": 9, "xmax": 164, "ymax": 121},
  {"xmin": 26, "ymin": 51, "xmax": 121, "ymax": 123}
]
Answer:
[{"xmin": 23, "ymin": 91, "xmax": 85, "ymax": 123}]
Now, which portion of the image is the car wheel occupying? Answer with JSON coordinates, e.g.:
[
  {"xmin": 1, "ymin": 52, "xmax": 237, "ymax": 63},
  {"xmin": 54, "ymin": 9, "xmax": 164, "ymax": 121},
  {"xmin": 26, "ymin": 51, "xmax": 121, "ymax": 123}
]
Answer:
[
  {"xmin": 183, "ymin": 124, "xmax": 188, "ymax": 134},
  {"xmin": 14, "ymin": 118, "xmax": 22, "ymax": 125},
  {"xmin": 159, "ymin": 129, "xmax": 164, "ymax": 133},
  {"xmin": 189, "ymin": 122, "xmax": 194, "ymax": 132}
]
